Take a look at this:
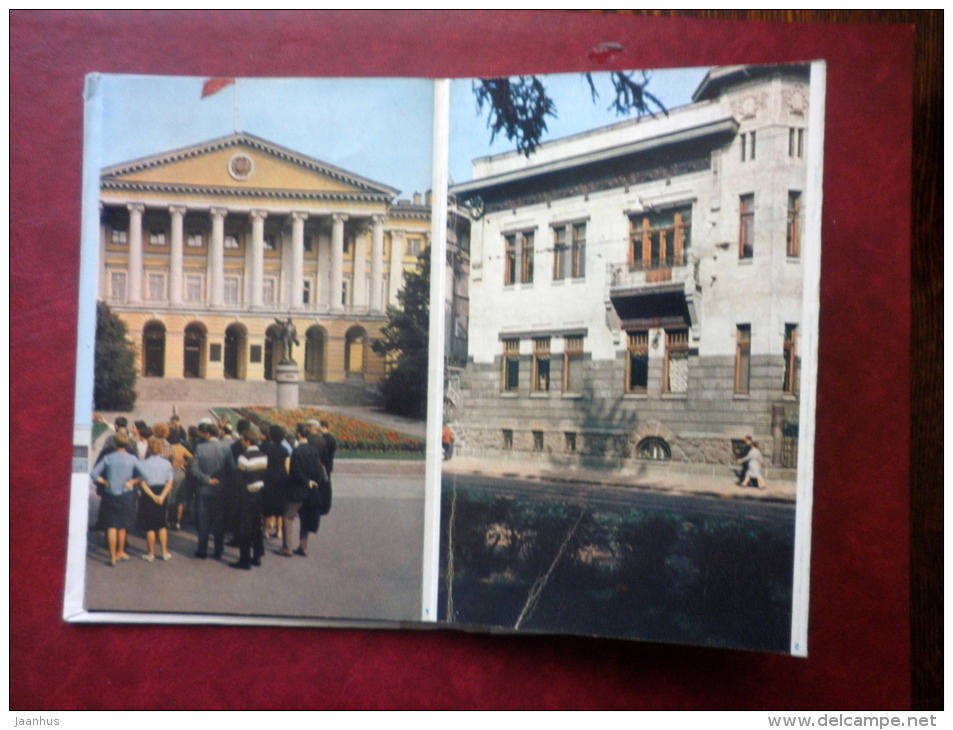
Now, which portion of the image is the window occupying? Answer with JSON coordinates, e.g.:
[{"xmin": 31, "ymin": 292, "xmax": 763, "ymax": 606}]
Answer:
[
  {"xmin": 224, "ymin": 234, "xmax": 240, "ymax": 250},
  {"xmin": 504, "ymin": 234, "xmax": 517, "ymax": 285},
  {"xmin": 532, "ymin": 431, "xmax": 544, "ymax": 452},
  {"xmin": 532, "ymin": 337, "xmax": 550, "ymax": 392},
  {"xmin": 664, "ymin": 329, "xmax": 689, "ymax": 394},
  {"xmin": 564, "ymin": 432, "xmax": 577, "ymax": 453},
  {"xmin": 185, "ymin": 275, "xmax": 204, "ymax": 302},
  {"xmin": 187, "ymin": 231, "xmax": 204, "ymax": 248},
  {"xmin": 625, "ymin": 331, "xmax": 649, "ymax": 393},
  {"xmin": 341, "ymin": 280, "xmax": 349, "ymax": 306},
  {"xmin": 521, "ymin": 231, "xmax": 534, "ymax": 283},
  {"xmin": 629, "ymin": 206, "xmax": 691, "ymax": 270},
  {"xmin": 553, "ymin": 226, "xmax": 568, "ymax": 280},
  {"xmin": 223, "ymin": 276, "xmax": 240, "ymax": 304},
  {"xmin": 739, "ymin": 194, "xmax": 754, "ymax": 259},
  {"xmin": 304, "ymin": 235, "xmax": 314, "ymax": 253},
  {"xmin": 637, "ymin": 437, "xmax": 671, "ymax": 461},
  {"xmin": 787, "ymin": 191, "xmax": 802, "ymax": 257},
  {"xmin": 110, "ymin": 228, "xmax": 128, "ymax": 245},
  {"xmin": 262, "ymin": 278, "xmax": 276, "ymax": 304},
  {"xmin": 553, "ymin": 223, "xmax": 586, "ymax": 280},
  {"xmin": 264, "ymin": 234, "xmax": 276, "ymax": 251},
  {"xmin": 783, "ymin": 324, "xmax": 799, "ymax": 395},
  {"xmin": 502, "ymin": 429, "xmax": 513, "ymax": 450},
  {"xmin": 789, "ymin": 128, "xmax": 805, "ymax": 158},
  {"xmin": 735, "ymin": 324, "xmax": 751, "ymax": 394},
  {"xmin": 149, "ymin": 230, "xmax": 166, "ymax": 246},
  {"xmin": 502, "ymin": 339, "xmax": 520, "ymax": 391},
  {"xmin": 146, "ymin": 273, "xmax": 166, "ymax": 301},
  {"xmin": 740, "ymin": 131, "xmax": 756, "ymax": 161},
  {"xmin": 302, "ymin": 280, "xmax": 312, "ymax": 305},
  {"xmin": 571, "ymin": 223, "xmax": 586, "ymax": 278},
  {"xmin": 406, "ymin": 237, "xmax": 422, "ymax": 257},
  {"xmin": 109, "ymin": 271, "xmax": 127, "ymax": 302},
  {"xmin": 504, "ymin": 231, "xmax": 534, "ymax": 284},
  {"xmin": 563, "ymin": 336, "xmax": 584, "ymax": 393}
]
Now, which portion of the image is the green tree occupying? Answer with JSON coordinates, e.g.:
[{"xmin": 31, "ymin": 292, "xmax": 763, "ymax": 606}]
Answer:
[
  {"xmin": 94, "ymin": 301, "xmax": 137, "ymax": 411},
  {"xmin": 474, "ymin": 71, "xmax": 666, "ymax": 156},
  {"xmin": 373, "ymin": 246, "xmax": 430, "ymax": 418}
]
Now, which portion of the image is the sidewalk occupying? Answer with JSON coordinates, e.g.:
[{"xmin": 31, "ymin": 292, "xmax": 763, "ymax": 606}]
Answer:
[{"xmin": 442, "ymin": 456, "xmax": 798, "ymax": 503}]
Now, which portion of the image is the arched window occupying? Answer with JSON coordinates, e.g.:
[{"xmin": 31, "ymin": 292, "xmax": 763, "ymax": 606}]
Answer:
[
  {"xmin": 183, "ymin": 322, "xmax": 206, "ymax": 378},
  {"xmin": 344, "ymin": 326, "xmax": 367, "ymax": 379},
  {"xmin": 305, "ymin": 326, "xmax": 327, "ymax": 381},
  {"xmin": 636, "ymin": 437, "xmax": 671, "ymax": 461},
  {"xmin": 224, "ymin": 323, "xmax": 247, "ymax": 380},
  {"xmin": 142, "ymin": 321, "xmax": 166, "ymax": 377}
]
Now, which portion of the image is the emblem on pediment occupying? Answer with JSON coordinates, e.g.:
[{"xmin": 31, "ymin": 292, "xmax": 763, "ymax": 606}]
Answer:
[
  {"xmin": 731, "ymin": 92, "xmax": 766, "ymax": 120},
  {"xmin": 228, "ymin": 152, "xmax": 254, "ymax": 181},
  {"xmin": 783, "ymin": 85, "xmax": 809, "ymax": 117}
]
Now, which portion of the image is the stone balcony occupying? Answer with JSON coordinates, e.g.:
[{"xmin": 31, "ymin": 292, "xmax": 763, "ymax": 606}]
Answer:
[{"xmin": 606, "ymin": 257, "xmax": 700, "ymax": 331}]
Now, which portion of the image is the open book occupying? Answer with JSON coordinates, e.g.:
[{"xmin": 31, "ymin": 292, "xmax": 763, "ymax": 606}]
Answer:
[{"xmin": 66, "ymin": 63, "xmax": 823, "ymax": 655}]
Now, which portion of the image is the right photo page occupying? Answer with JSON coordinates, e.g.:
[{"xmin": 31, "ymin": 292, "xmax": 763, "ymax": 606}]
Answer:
[{"xmin": 440, "ymin": 62, "xmax": 823, "ymax": 654}]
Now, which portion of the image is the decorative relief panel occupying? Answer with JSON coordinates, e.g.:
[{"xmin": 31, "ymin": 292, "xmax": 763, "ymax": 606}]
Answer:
[{"xmin": 782, "ymin": 84, "xmax": 809, "ymax": 117}]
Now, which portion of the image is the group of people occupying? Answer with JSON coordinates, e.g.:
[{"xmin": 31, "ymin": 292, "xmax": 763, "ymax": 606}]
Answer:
[{"xmin": 91, "ymin": 414, "xmax": 336, "ymax": 570}]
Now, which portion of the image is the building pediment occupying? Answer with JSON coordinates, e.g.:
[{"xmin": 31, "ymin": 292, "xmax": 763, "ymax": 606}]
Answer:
[{"xmin": 101, "ymin": 132, "xmax": 399, "ymax": 202}]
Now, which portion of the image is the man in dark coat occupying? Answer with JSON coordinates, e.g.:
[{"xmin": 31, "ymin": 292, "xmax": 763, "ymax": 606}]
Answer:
[
  {"xmin": 189, "ymin": 423, "xmax": 235, "ymax": 559},
  {"xmin": 282, "ymin": 423, "xmax": 327, "ymax": 557}
]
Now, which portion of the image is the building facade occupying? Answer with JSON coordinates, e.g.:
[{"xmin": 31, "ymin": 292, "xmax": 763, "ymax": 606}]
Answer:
[
  {"xmin": 449, "ymin": 65, "xmax": 811, "ymax": 470},
  {"xmin": 98, "ymin": 133, "xmax": 432, "ymax": 387}
]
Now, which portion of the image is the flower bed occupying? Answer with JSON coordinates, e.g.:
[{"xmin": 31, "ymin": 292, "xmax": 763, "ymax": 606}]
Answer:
[{"xmin": 230, "ymin": 406, "xmax": 425, "ymax": 457}]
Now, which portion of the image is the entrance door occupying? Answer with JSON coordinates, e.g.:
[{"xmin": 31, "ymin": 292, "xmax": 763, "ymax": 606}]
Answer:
[
  {"xmin": 143, "ymin": 322, "xmax": 166, "ymax": 377},
  {"xmin": 224, "ymin": 324, "xmax": 246, "ymax": 380},
  {"xmin": 184, "ymin": 324, "xmax": 205, "ymax": 378}
]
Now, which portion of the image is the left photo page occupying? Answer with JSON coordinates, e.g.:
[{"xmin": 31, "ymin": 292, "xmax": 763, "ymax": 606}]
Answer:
[{"xmin": 65, "ymin": 74, "xmax": 444, "ymax": 626}]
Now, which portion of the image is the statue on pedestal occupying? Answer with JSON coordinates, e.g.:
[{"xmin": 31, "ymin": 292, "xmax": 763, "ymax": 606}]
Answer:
[{"xmin": 274, "ymin": 317, "xmax": 299, "ymax": 364}]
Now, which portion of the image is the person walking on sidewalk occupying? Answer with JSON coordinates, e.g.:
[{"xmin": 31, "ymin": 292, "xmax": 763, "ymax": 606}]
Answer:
[{"xmin": 737, "ymin": 440, "xmax": 766, "ymax": 489}]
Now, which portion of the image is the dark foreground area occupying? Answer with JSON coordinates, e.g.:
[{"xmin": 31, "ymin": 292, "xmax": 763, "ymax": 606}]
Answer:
[{"xmin": 439, "ymin": 474, "xmax": 796, "ymax": 653}]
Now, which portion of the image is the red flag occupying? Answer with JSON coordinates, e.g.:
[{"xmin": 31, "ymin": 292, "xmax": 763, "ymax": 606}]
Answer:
[{"xmin": 201, "ymin": 77, "xmax": 235, "ymax": 98}]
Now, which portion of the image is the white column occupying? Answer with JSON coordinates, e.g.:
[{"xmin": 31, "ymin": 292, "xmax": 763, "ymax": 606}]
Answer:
[
  {"xmin": 353, "ymin": 227, "xmax": 367, "ymax": 310},
  {"xmin": 127, "ymin": 203, "xmax": 144, "ymax": 304},
  {"xmin": 209, "ymin": 207, "xmax": 227, "ymax": 308},
  {"xmin": 370, "ymin": 214, "xmax": 385, "ymax": 313},
  {"xmin": 317, "ymin": 230, "xmax": 331, "ymax": 307},
  {"xmin": 169, "ymin": 206, "xmax": 186, "ymax": 306},
  {"xmin": 388, "ymin": 229, "xmax": 404, "ymax": 306},
  {"xmin": 290, "ymin": 211, "xmax": 308, "ymax": 310},
  {"xmin": 330, "ymin": 213, "xmax": 347, "ymax": 313},
  {"xmin": 249, "ymin": 210, "xmax": 267, "ymax": 308}
]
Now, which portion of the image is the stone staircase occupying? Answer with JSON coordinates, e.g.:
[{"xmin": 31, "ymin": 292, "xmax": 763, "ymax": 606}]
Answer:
[{"xmin": 135, "ymin": 377, "xmax": 382, "ymax": 408}]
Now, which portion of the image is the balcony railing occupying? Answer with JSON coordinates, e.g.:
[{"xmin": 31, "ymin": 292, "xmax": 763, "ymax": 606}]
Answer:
[{"xmin": 608, "ymin": 256, "xmax": 694, "ymax": 290}]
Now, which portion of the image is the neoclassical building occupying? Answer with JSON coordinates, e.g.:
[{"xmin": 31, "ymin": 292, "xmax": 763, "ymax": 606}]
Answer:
[
  {"xmin": 449, "ymin": 64, "xmax": 814, "ymax": 471},
  {"xmin": 98, "ymin": 132, "xmax": 432, "ymax": 386}
]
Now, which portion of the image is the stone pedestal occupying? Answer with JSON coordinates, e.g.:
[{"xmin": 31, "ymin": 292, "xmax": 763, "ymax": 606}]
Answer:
[{"xmin": 275, "ymin": 361, "xmax": 300, "ymax": 410}]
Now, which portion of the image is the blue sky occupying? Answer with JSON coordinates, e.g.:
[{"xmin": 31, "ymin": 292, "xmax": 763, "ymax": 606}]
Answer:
[{"xmin": 94, "ymin": 67, "xmax": 709, "ymax": 201}]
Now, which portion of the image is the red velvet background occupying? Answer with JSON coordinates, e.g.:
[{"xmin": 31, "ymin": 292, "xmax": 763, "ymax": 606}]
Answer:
[{"xmin": 10, "ymin": 11, "xmax": 913, "ymax": 709}]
